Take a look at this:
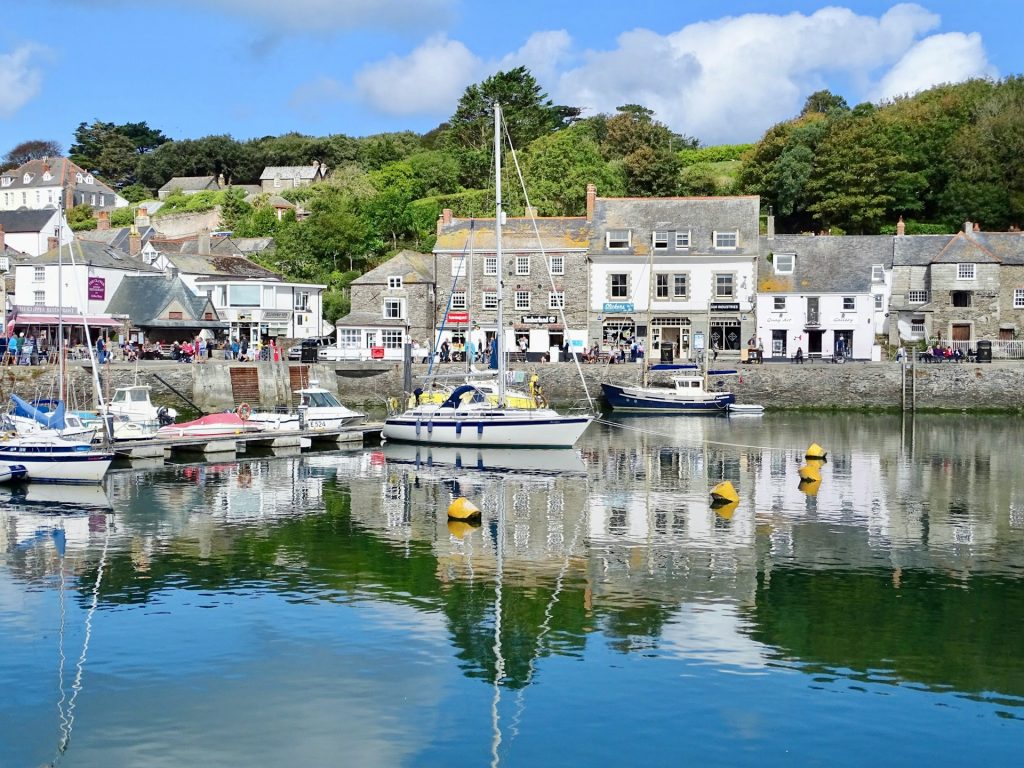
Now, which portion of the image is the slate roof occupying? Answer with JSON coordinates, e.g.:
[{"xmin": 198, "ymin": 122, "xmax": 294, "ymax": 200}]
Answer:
[
  {"xmin": 77, "ymin": 225, "xmax": 157, "ymax": 251},
  {"xmin": 434, "ymin": 217, "xmax": 590, "ymax": 253},
  {"xmin": 757, "ymin": 235, "xmax": 893, "ymax": 294},
  {"xmin": 260, "ymin": 165, "xmax": 324, "ymax": 181},
  {"xmin": 171, "ymin": 252, "xmax": 283, "ymax": 280},
  {"xmin": 334, "ymin": 310, "xmax": 407, "ymax": 328},
  {"xmin": 31, "ymin": 240, "xmax": 160, "ymax": 271},
  {"xmin": 0, "ymin": 209, "xmax": 58, "ymax": 233},
  {"xmin": 353, "ymin": 249, "xmax": 434, "ymax": 285},
  {"xmin": 590, "ymin": 196, "xmax": 760, "ymax": 257},
  {"xmin": 0, "ymin": 157, "xmax": 117, "ymax": 197},
  {"xmin": 106, "ymin": 274, "xmax": 220, "ymax": 325},
  {"xmin": 157, "ymin": 176, "xmax": 219, "ymax": 193},
  {"xmin": 892, "ymin": 230, "xmax": 1024, "ymax": 266}
]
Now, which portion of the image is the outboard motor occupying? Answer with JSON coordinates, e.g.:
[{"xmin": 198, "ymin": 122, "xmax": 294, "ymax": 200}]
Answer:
[{"xmin": 157, "ymin": 406, "xmax": 174, "ymax": 426}]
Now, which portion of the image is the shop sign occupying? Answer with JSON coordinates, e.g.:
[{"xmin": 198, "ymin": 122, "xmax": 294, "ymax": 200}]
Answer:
[
  {"xmin": 263, "ymin": 310, "xmax": 290, "ymax": 321},
  {"xmin": 88, "ymin": 277, "xmax": 105, "ymax": 301},
  {"xmin": 710, "ymin": 302, "xmax": 739, "ymax": 312},
  {"xmin": 521, "ymin": 315, "xmax": 557, "ymax": 324},
  {"xmin": 603, "ymin": 302, "xmax": 634, "ymax": 313},
  {"xmin": 447, "ymin": 311, "xmax": 470, "ymax": 323}
]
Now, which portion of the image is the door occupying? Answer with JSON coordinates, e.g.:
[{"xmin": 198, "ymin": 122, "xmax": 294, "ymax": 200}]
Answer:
[
  {"xmin": 952, "ymin": 324, "xmax": 971, "ymax": 342},
  {"xmin": 771, "ymin": 330, "xmax": 787, "ymax": 358},
  {"xmin": 808, "ymin": 330, "xmax": 823, "ymax": 357}
]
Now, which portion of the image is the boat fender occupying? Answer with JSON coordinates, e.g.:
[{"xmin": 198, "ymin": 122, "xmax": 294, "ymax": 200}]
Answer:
[
  {"xmin": 427, "ymin": 420, "xmax": 433, "ymax": 434},
  {"xmin": 415, "ymin": 420, "xmax": 421, "ymax": 436},
  {"xmin": 477, "ymin": 422, "xmax": 484, "ymax": 435},
  {"xmin": 236, "ymin": 403, "xmax": 252, "ymax": 421},
  {"xmin": 455, "ymin": 421, "xmax": 462, "ymax": 435}
]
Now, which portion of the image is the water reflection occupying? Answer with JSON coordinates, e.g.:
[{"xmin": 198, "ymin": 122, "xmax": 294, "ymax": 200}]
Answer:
[{"xmin": 2, "ymin": 413, "xmax": 1024, "ymax": 765}]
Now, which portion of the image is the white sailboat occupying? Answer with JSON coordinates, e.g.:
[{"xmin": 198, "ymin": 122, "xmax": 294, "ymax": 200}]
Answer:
[{"xmin": 382, "ymin": 103, "xmax": 593, "ymax": 448}]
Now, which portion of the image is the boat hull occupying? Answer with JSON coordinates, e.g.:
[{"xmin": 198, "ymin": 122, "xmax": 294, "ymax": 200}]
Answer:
[
  {"xmin": 0, "ymin": 446, "xmax": 113, "ymax": 483},
  {"xmin": 382, "ymin": 411, "xmax": 592, "ymax": 448},
  {"xmin": 248, "ymin": 412, "xmax": 365, "ymax": 432},
  {"xmin": 601, "ymin": 383, "xmax": 734, "ymax": 413}
]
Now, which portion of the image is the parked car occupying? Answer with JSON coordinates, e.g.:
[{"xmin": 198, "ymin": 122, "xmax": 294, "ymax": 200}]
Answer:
[
  {"xmin": 317, "ymin": 345, "xmax": 370, "ymax": 362},
  {"xmin": 288, "ymin": 335, "xmax": 334, "ymax": 361}
]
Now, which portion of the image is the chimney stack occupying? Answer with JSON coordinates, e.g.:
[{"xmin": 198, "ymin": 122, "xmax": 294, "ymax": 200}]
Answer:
[
  {"xmin": 437, "ymin": 208, "xmax": 453, "ymax": 238},
  {"xmin": 47, "ymin": 236, "xmax": 59, "ymax": 252},
  {"xmin": 974, "ymin": 222, "xmax": 981, "ymax": 232},
  {"xmin": 129, "ymin": 225, "xmax": 141, "ymax": 257},
  {"xmin": 964, "ymin": 221, "xmax": 973, "ymax": 233},
  {"xmin": 586, "ymin": 184, "xmax": 596, "ymax": 221},
  {"xmin": 896, "ymin": 216, "xmax": 906, "ymax": 236},
  {"xmin": 766, "ymin": 214, "xmax": 775, "ymax": 240},
  {"xmin": 97, "ymin": 210, "xmax": 110, "ymax": 230},
  {"xmin": 135, "ymin": 205, "xmax": 150, "ymax": 228},
  {"xmin": 198, "ymin": 228, "xmax": 211, "ymax": 256}
]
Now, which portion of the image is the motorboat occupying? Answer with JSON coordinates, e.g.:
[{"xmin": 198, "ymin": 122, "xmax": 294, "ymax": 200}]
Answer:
[
  {"xmin": 156, "ymin": 412, "xmax": 262, "ymax": 439},
  {"xmin": 106, "ymin": 384, "xmax": 177, "ymax": 426},
  {"xmin": 0, "ymin": 433, "xmax": 113, "ymax": 483},
  {"xmin": 247, "ymin": 383, "xmax": 365, "ymax": 432},
  {"xmin": 0, "ymin": 463, "xmax": 28, "ymax": 483},
  {"xmin": 382, "ymin": 103, "xmax": 595, "ymax": 449},
  {"xmin": 601, "ymin": 374, "xmax": 735, "ymax": 413}
]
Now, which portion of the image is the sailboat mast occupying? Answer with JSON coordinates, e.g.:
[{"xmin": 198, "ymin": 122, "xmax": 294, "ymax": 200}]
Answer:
[
  {"xmin": 57, "ymin": 207, "xmax": 64, "ymax": 400},
  {"xmin": 494, "ymin": 102, "xmax": 506, "ymax": 407}
]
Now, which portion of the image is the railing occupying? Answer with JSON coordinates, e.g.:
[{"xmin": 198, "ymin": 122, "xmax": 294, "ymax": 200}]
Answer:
[{"xmin": 946, "ymin": 339, "xmax": 1024, "ymax": 359}]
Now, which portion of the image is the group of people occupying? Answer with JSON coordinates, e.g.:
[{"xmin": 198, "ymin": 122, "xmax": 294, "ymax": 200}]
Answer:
[{"xmin": 924, "ymin": 344, "xmax": 964, "ymax": 362}]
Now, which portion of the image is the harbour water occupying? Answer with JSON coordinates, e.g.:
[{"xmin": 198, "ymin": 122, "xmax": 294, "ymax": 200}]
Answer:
[{"xmin": 1, "ymin": 413, "xmax": 1023, "ymax": 767}]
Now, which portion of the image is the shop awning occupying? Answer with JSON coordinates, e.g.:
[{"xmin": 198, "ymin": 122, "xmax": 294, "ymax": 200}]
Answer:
[{"xmin": 12, "ymin": 313, "xmax": 124, "ymax": 328}]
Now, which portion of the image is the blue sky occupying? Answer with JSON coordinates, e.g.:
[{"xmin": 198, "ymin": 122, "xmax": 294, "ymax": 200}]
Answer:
[{"xmin": 0, "ymin": 1, "xmax": 1019, "ymax": 155}]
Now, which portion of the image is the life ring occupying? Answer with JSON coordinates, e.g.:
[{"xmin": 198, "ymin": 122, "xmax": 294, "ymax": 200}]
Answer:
[{"xmin": 236, "ymin": 402, "xmax": 252, "ymax": 421}]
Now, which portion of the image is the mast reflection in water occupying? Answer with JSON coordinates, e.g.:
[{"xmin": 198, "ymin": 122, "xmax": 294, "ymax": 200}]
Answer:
[{"xmin": 1, "ymin": 412, "xmax": 1022, "ymax": 767}]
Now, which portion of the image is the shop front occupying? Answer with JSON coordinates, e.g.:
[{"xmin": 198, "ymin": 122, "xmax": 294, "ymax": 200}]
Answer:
[
  {"xmin": 651, "ymin": 317, "xmax": 691, "ymax": 361},
  {"xmin": 709, "ymin": 302, "xmax": 743, "ymax": 352}
]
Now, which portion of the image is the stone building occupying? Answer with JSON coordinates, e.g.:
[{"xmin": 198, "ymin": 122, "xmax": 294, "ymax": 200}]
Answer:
[{"xmin": 433, "ymin": 208, "xmax": 590, "ymax": 360}]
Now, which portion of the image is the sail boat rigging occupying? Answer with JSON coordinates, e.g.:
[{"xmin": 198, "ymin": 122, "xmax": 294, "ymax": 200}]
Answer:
[{"xmin": 381, "ymin": 103, "xmax": 594, "ymax": 447}]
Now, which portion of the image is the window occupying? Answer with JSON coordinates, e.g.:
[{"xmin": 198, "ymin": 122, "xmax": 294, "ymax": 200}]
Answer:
[
  {"xmin": 911, "ymin": 318, "xmax": 926, "ymax": 336},
  {"xmin": 907, "ymin": 290, "xmax": 929, "ymax": 303},
  {"xmin": 90, "ymin": 194, "xmax": 96, "ymax": 206},
  {"xmin": 653, "ymin": 231, "xmax": 669, "ymax": 250},
  {"xmin": 874, "ymin": 294, "xmax": 883, "ymax": 310},
  {"xmin": 228, "ymin": 285, "xmax": 261, "ymax": 307},
  {"xmin": 673, "ymin": 274, "xmax": 688, "ymax": 299},
  {"xmin": 714, "ymin": 273, "xmax": 734, "ymax": 298},
  {"xmin": 843, "ymin": 297, "xmax": 855, "ymax": 310},
  {"xmin": 656, "ymin": 274, "xmax": 669, "ymax": 299},
  {"xmin": 383, "ymin": 298, "xmax": 405, "ymax": 319},
  {"xmin": 714, "ymin": 230, "xmax": 738, "ymax": 249},
  {"xmin": 33, "ymin": 290, "xmax": 45, "ymax": 305},
  {"xmin": 549, "ymin": 292, "xmax": 565, "ymax": 309},
  {"xmin": 515, "ymin": 255, "xmax": 530, "ymax": 275},
  {"xmin": 951, "ymin": 291, "xmax": 972, "ymax": 308},
  {"xmin": 609, "ymin": 273, "xmax": 629, "ymax": 299},
  {"xmin": 675, "ymin": 231, "xmax": 691, "ymax": 248},
  {"xmin": 606, "ymin": 229, "xmax": 631, "ymax": 249},
  {"xmin": 33, "ymin": 266, "xmax": 45, "ymax": 282},
  {"xmin": 43, "ymin": 171, "xmax": 51, "ymax": 181},
  {"xmin": 774, "ymin": 297, "xmax": 786, "ymax": 311},
  {"xmin": 773, "ymin": 253, "xmax": 794, "ymax": 274},
  {"xmin": 24, "ymin": 173, "xmax": 32, "ymax": 184},
  {"xmin": 450, "ymin": 290, "xmax": 467, "ymax": 310},
  {"xmin": 871, "ymin": 264, "xmax": 884, "ymax": 282},
  {"xmin": 338, "ymin": 329, "xmax": 361, "ymax": 348},
  {"xmin": 168, "ymin": 311, "xmax": 183, "ymax": 320},
  {"xmin": 482, "ymin": 291, "xmax": 497, "ymax": 310},
  {"xmin": 549, "ymin": 255, "xmax": 564, "ymax": 275},
  {"xmin": 76, "ymin": 173, "xmax": 83, "ymax": 183},
  {"xmin": 294, "ymin": 291, "xmax": 309, "ymax": 311},
  {"xmin": 387, "ymin": 276, "xmax": 403, "ymax": 289},
  {"xmin": 1015, "ymin": 289, "xmax": 1024, "ymax": 309},
  {"xmin": 484, "ymin": 256, "xmax": 497, "ymax": 276},
  {"xmin": 382, "ymin": 329, "xmax": 404, "ymax": 348},
  {"xmin": 451, "ymin": 256, "xmax": 467, "ymax": 278},
  {"xmin": 515, "ymin": 291, "xmax": 531, "ymax": 310},
  {"xmin": 85, "ymin": 175, "xmax": 94, "ymax": 185},
  {"xmin": 957, "ymin": 263, "xmax": 975, "ymax": 280}
]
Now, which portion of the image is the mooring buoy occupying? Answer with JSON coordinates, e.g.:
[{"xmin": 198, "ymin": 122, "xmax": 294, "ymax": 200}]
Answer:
[{"xmin": 447, "ymin": 496, "xmax": 481, "ymax": 520}]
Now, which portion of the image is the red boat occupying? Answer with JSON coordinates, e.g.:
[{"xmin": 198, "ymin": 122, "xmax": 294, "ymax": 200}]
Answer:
[{"xmin": 156, "ymin": 412, "xmax": 262, "ymax": 439}]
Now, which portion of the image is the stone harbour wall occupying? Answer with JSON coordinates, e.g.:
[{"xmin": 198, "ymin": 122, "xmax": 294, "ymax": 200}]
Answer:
[{"xmin": 1, "ymin": 358, "xmax": 1022, "ymax": 413}]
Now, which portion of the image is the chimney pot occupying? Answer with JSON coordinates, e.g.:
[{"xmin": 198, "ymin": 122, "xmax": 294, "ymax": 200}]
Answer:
[
  {"xmin": 586, "ymin": 183, "xmax": 597, "ymax": 221},
  {"xmin": 974, "ymin": 222, "xmax": 981, "ymax": 232},
  {"xmin": 896, "ymin": 216, "xmax": 906, "ymax": 236},
  {"xmin": 767, "ymin": 214, "xmax": 776, "ymax": 240},
  {"xmin": 964, "ymin": 220, "xmax": 972, "ymax": 233}
]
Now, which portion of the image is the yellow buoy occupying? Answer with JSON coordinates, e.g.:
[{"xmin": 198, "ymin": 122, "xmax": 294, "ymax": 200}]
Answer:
[
  {"xmin": 447, "ymin": 519, "xmax": 479, "ymax": 538},
  {"xmin": 447, "ymin": 496, "xmax": 481, "ymax": 520},
  {"xmin": 805, "ymin": 443, "xmax": 827, "ymax": 460},
  {"xmin": 710, "ymin": 480, "xmax": 739, "ymax": 504},
  {"xmin": 799, "ymin": 477, "xmax": 822, "ymax": 497},
  {"xmin": 798, "ymin": 463, "xmax": 821, "ymax": 482},
  {"xmin": 713, "ymin": 499, "xmax": 739, "ymax": 520}
]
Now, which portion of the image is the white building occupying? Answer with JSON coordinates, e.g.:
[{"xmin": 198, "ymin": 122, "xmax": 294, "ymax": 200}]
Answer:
[
  {"xmin": 755, "ymin": 234, "xmax": 892, "ymax": 360},
  {"xmin": 0, "ymin": 157, "xmax": 127, "ymax": 212},
  {"xmin": 0, "ymin": 209, "xmax": 72, "ymax": 257}
]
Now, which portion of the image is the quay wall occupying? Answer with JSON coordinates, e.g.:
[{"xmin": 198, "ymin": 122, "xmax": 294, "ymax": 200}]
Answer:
[{"xmin": 1, "ymin": 359, "xmax": 1022, "ymax": 413}]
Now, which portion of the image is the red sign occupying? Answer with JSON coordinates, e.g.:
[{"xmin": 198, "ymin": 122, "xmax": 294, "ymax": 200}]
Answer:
[{"xmin": 446, "ymin": 311, "xmax": 470, "ymax": 323}]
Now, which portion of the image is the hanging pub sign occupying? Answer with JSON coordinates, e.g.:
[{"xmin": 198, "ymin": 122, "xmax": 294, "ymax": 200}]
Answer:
[{"xmin": 87, "ymin": 277, "xmax": 105, "ymax": 301}]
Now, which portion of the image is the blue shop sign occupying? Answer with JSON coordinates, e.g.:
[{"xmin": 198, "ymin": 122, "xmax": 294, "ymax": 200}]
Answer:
[{"xmin": 602, "ymin": 302, "xmax": 634, "ymax": 313}]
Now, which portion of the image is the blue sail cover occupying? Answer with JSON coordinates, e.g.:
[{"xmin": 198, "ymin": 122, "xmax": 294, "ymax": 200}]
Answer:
[{"xmin": 10, "ymin": 394, "xmax": 66, "ymax": 429}]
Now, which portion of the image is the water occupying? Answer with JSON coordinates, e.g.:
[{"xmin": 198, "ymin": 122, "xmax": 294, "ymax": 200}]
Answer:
[{"xmin": 1, "ymin": 413, "xmax": 1023, "ymax": 767}]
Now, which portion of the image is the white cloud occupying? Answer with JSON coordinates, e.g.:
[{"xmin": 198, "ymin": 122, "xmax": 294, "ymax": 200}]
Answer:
[
  {"xmin": 186, "ymin": 0, "xmax": 455, "ymax": 32},
  {"xmin": 871, "ymin": 32, "xmax": 996, "ymax": 101},
  {"xmin": 0, "ymin": 45, "xmax": 46, "ymax": 120},
  {"xmin": 345, "ymin": 3, "xmax": 994, "ymax": 144},
  {"xmin": 353, "ymin": 35, "xmax": 481, "ymax": 116}
]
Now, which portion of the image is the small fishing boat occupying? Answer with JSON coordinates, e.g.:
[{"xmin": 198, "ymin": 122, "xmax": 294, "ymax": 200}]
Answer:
[
  {"xmin": 0, "ymin": 463, "xmax": 28, "ymax": 483},
  {"xmin": 247, "ymin": 382, "xmax": 365, "ymax": 432},
  {"xmin": 156, "ymin": 412, "xmax": 262, "ymax": 439},
  {"xmin": 0, "ymin": 434, "xmax": 113, "ymax": 483},
  {"xmin": 106, "ymin": 384, "xmax": 177, "ymax": 426},
  {"xmin": 601, "ymin": 374, "xmax": 735, "ymax": 413}
]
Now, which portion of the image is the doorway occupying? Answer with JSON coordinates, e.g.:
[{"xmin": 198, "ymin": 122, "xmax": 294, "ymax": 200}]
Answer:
[
  {"xmin": 771, "ymin": 330, "xmax": 787, "ymax": 358},
  {"xmin": 952, "ymin": 324, "xmax": 971, "ymax": 342},
  {"xmin": 807, "ymin": 330, "xmax": 823, "ymax": 357}
]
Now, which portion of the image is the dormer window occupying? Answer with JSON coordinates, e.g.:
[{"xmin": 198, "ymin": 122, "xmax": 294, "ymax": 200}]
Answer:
[
  {"xmin": 607, "ymin": 229, "xmax": 631, "ymax": 249},
  {"xmin": 43, "ymin": 171, "xmax": 52, "ymax": 182},
  {"xmin": 675, "ymin": 230, "xmax": 691, "ymax": 248},
  {"xmin": 76, "ymin": 173, "xmax": 83, "ymax": 183},
  {"xmin": 23, "ymin": 173, "xmax": 32, "ymax": 184},
  {"xmin": 85, "ymin": 174, "xmax": 94, "ymax": 185},
  {"xmin": 652, "ymin": 231, "xmax": 669, "ymax": 250},
  {"xmin": 714, "ymin": 230, "xmax": 738, "ymax": 250},
  {"xmin": 871, "ymin": 264, "xmax": 884, "ymax": 282},
  {"xmin": 1, "ymin": 177, "xmax": 11, "ymax": 187},
  {"xmin": 773, "ymin": 253, "xmax": 795, "ymax": 274},
  {"xmin": 387, "ymin": 276, "xmax": 403, "ymax": 289}
]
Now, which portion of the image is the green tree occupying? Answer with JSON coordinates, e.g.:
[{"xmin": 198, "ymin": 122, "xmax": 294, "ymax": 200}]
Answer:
[
  {"xmin": 801, "ymin": 89, "xmax": 850, "ymax": 116},
  {"xmin": 521, "ymin": 126, "xmax": 625, "ymax": 215},
  {"xmin": 119, "ymin": 184, "xmax": 152, "ymax": 203}
]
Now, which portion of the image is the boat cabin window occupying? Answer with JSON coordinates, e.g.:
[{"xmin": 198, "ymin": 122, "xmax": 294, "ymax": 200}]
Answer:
[
  {"xmin": 131, "ymin": 389, "xmax": 149, "ymax": 401},
  {"xmin": 308, "ymin": 391, "xmax": 341, "ymax": 408},
  {"xmin": 112, "ymin": 390, "xmax": 126, "ymax": 403}
]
